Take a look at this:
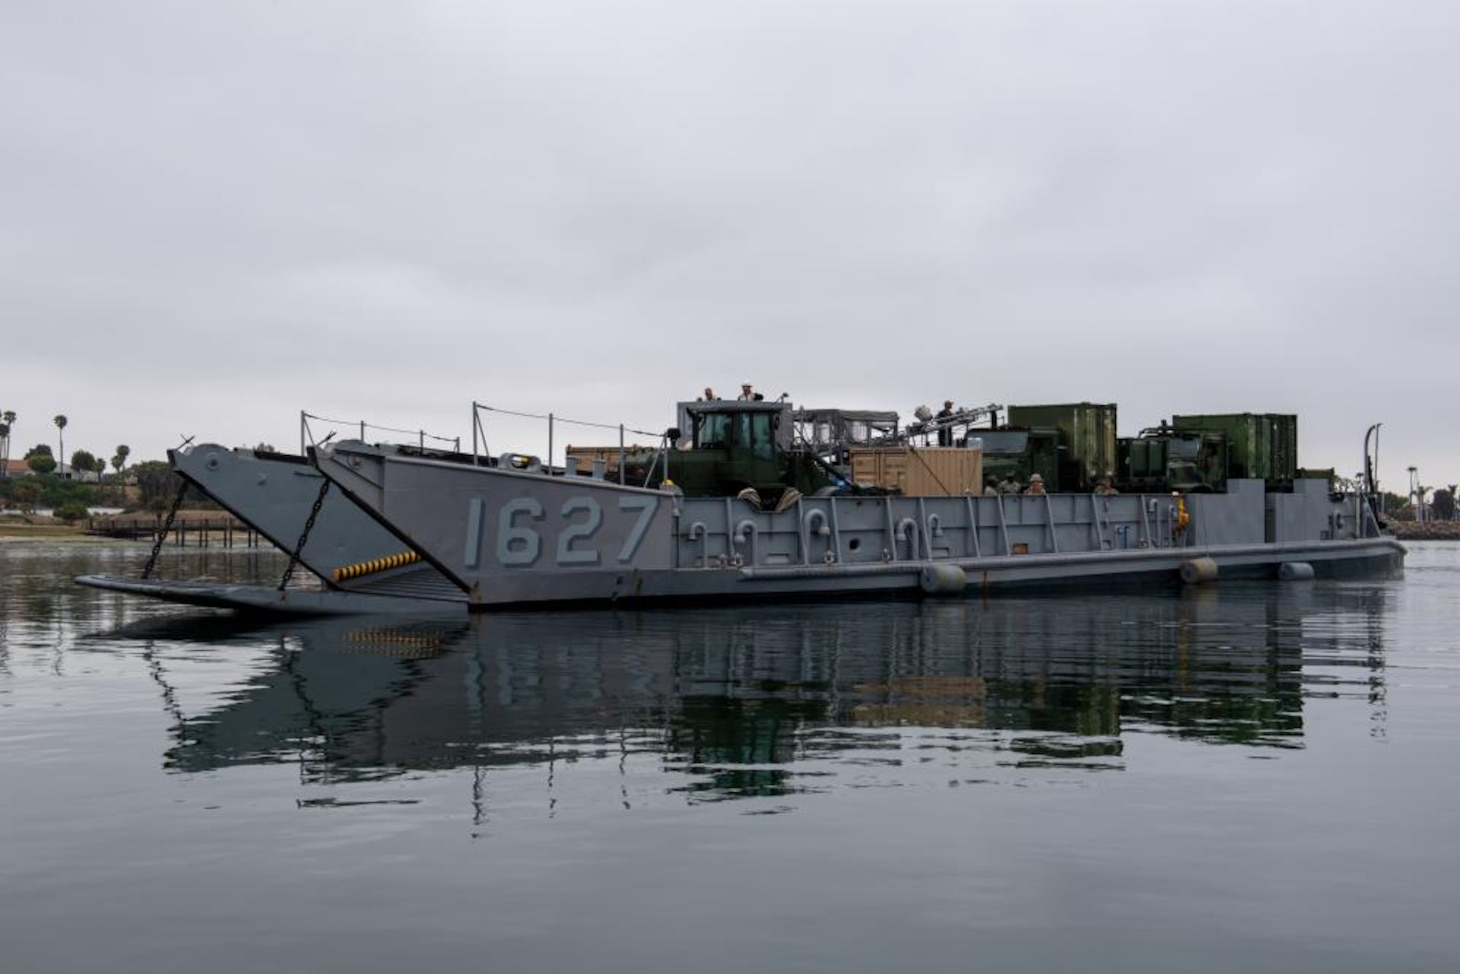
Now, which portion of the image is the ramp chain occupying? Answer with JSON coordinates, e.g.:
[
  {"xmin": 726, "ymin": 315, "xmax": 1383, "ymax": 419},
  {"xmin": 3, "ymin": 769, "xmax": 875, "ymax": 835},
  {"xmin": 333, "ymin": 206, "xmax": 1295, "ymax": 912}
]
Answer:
[
  {"xmin": 141, "ymin": 482, "xmax": 189, "ymax": 580},
  {"xmin": 278, "ymin": 479, "xmax": 330, "ymax": 591}
]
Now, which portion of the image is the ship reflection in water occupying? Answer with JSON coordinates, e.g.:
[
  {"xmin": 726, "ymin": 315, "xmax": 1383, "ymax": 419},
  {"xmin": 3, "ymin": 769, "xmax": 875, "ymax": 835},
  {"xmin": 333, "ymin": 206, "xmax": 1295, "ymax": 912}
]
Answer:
[{"xmin": 136, "ymin": 583, "xmax": 1387, "ymax": 815}]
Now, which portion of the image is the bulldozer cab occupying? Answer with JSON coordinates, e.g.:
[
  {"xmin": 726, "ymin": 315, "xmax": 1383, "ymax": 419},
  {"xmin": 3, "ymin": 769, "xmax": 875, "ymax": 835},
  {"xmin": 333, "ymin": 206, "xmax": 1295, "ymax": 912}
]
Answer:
[
  {"xmin": 685, "ymin": 401, "xmax": 787, "ymax": 456},
  {"xmin": 674, "ymin": 401, "xmax": 817, "ymax": 498},
  {"xmin": 697, "ymin": 412, "xmax": 767, "ymax": 458}
]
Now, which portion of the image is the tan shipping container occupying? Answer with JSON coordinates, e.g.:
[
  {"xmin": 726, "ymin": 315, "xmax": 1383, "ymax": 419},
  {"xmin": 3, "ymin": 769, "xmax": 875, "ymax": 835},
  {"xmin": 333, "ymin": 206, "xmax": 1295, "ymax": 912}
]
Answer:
[
  {"xmin": 563, "ymin": 444, "xmax": 652, "ymax": 477},
  {"xmin": 849, "ymin": 446, "xmax": 984, "ymax": 496}
]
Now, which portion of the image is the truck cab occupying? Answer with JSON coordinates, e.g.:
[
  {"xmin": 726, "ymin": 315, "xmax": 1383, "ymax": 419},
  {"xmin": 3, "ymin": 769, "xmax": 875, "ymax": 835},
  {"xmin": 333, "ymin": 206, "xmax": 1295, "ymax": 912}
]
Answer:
[
  {"xmin": 1118, "ymin": 426, "xmax": 1228, "ymax": 493},
  {"xmin": 977, "ymin": 428, "xmax": 1062, "ymax": 492}
]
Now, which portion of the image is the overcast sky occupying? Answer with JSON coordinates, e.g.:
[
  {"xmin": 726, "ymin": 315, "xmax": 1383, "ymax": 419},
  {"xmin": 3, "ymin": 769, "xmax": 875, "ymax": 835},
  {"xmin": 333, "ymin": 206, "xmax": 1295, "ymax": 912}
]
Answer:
[{"xmin": 3, "ymin": 1, "xmax": 1456, "ymax": 493}]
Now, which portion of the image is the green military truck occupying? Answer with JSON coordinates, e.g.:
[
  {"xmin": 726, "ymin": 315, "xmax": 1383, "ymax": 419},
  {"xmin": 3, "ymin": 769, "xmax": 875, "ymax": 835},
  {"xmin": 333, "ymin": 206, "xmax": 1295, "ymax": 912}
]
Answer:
[
  {"xmin": 974, "ymin": 428, "xmax": 1062, "ymax": 492},
  {"xmin": 1172, "ymin": 413, "xmax": 1297, "ymax": 491},
  {"xmin": 1005, "ymin": 402, "xmax": 1118, "ymax": 492},
  {"xmin": 1117, "ymin": 425, "xmax": 1229, "ymax": 493}
]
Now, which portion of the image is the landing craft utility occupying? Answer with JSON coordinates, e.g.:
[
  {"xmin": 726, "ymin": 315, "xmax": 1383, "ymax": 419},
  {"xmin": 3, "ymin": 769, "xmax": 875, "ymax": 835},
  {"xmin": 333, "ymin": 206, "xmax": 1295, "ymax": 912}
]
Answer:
[{"xmin": 77, "ymin": 396, "xmax": 1404, "ymax": 614}]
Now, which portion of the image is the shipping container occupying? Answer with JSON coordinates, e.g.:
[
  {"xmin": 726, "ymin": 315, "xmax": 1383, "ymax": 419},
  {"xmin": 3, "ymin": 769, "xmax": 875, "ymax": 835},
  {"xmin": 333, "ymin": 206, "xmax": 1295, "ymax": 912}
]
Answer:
[
  {"xmin": 1006, "ymin": 402, "xmax": 1118, "ymax": 491},
  {"xmin": 563, "ymin": 444, "xmax": 654, "ymax": 479},
  {"xmin": 849, "ymin": 446, "xmax": 984, "ymax": 496}
]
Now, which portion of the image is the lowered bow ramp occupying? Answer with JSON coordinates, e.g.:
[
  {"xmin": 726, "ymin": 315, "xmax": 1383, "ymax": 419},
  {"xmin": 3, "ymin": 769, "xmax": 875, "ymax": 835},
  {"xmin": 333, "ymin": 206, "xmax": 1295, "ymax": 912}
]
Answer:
[
  {"xmin": 76, "ymin": 443, "xmax": 467, "ymax": 615},
  {"xmin": 75, "ymin": 574, "xmax": 463, "ymax": 617},
  {"xmin": 169, "ymin": 444, "xmax": 462, "ymax": 594}
]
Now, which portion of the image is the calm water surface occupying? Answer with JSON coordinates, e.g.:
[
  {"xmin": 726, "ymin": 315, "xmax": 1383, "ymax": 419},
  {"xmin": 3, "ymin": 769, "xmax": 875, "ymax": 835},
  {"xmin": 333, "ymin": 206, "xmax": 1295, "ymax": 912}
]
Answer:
[{"xmin": 2, "ymin": 541, "xmax": 1457, "ymax": 972}]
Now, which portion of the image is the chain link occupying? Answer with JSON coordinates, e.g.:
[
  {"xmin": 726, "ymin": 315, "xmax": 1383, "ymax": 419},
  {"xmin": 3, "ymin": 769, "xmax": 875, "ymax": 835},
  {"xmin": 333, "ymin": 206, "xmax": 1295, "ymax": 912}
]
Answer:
[
  {"xmin": 279, "ymin": 478, "xmax": 331, "ymax": 591},
  {"xmin": 141, "ymin": 482, "xmax": 189, "ymax": 580}
]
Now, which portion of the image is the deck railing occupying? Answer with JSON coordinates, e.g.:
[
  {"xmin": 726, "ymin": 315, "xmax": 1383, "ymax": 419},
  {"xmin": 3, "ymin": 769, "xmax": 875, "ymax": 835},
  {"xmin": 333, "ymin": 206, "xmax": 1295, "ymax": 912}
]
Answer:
[
  {"xmin": 470, "ymin": 402, "xmax": 672, "ymax": 487},
  {"xmin": 299, "ymin": 412, "xmax": 461, "ymax": 456}
]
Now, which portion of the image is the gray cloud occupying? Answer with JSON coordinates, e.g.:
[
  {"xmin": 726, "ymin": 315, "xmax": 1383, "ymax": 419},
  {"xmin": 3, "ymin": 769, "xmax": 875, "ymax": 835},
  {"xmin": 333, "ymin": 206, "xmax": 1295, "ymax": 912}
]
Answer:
[{"xmin": 2, "ymin": 0, "xmax": 1456, "ymax": 495}]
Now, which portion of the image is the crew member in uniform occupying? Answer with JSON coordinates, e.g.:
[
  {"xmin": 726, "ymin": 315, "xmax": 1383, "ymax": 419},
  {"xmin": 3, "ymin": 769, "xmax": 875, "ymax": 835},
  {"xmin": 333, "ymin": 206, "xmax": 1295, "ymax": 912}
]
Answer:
[{"xmin": 936, "ymin": 400, "xmax": 955, "ymax": 446}]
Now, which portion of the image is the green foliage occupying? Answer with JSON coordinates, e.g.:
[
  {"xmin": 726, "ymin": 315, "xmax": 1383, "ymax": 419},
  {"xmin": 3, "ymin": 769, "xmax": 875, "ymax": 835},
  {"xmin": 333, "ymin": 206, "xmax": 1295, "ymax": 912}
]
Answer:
[
  {"xmin": 131, "ymin": 459, "xmax": 182, "ymax": 508},
  {"xmin": 0, "ymin": 469, "xmax": 100, "ymax": 508},
  {"xmin": 24, "ymin": 443, "xmax": 52, "ymax": 458},
  {"xmin": 53, "ymin": 500, "xmax": 90, "ymax": 523},
  {"xmin": 27, "ymin": 453, "xmax": 56, "ymax": 474},
  {"xmin": 71, "ymin": 449, "xmax": 98, "ymax": 475},
  {"xmin": 1433, "ymin": 490, "xmax": 1455, "ymax": 522},
  {"xmin": 39, "ymin": 474, "xmax": 96, "ymax": 510},
  {"xmin": 1379, "ymin": 492, "xmax": 1411, "ymax": 520},
  {"xmin": 12, "ymin": 480, "xmax": 41, "ymax": 513}
]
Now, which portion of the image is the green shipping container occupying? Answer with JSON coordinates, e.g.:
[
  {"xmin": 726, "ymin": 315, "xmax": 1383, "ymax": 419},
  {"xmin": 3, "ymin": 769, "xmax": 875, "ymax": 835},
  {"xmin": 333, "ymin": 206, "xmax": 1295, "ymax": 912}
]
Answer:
[
  {"xmin": 1007, "ymin": 402, "xmax": 1118, "ymax": 491},
  {"xmin": 1171, "ymin": 413, "xmax": 1297, "ymax": 488}
]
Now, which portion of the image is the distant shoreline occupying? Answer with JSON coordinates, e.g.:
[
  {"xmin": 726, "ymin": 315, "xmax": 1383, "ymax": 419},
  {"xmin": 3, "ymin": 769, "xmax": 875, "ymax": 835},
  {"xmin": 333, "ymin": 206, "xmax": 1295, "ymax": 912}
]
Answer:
[
  {"xmin": 0, "ymin": 522, "xmax": 97, "ymax": 542},
  {"xmin": 0, "ymin": 511, "xmax": 254, "ymax": 545},
  {"xmin": 1387, "ymin": 521, "xmax": 1460, "ymax": 541}
]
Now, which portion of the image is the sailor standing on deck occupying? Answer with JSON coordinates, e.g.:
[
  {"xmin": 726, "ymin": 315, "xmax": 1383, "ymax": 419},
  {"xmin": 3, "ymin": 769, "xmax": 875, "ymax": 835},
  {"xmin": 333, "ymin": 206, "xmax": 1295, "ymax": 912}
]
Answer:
[
  {"xmin": 737, "ymin": 383, "xmax": 755, "ymax": 401},
  {"xmin": 936, "ymin": 400, "xmax": 955, "ymax": 446}
]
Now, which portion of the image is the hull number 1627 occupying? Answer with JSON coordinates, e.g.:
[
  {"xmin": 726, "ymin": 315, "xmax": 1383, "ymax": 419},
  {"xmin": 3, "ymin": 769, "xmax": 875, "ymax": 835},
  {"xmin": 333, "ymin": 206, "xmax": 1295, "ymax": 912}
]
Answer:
[{"xmin": 464, "ymin": 495, "xmax": 659, "ymax": 569}]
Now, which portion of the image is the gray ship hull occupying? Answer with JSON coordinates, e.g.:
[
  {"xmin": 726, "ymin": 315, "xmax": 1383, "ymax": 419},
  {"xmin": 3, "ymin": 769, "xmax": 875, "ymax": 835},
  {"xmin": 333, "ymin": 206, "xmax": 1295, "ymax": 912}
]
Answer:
[{"xmin": 313, "ymin": 441, "xmax": 1405, "ymax": 609}]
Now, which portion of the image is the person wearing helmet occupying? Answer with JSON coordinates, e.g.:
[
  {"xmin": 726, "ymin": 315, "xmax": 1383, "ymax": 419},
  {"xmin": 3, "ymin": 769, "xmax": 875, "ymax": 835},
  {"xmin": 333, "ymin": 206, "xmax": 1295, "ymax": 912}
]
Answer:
[{"xmin": 1025, "ymin": 473, "xmax": 1046, "ymax": 495}]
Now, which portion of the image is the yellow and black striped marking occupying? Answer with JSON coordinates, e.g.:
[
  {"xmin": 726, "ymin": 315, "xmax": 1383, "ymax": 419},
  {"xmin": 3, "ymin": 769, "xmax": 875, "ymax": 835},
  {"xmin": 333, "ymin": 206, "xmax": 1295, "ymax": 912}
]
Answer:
[
  {"xmin": 333, "ymin": 550, "xmax": 421, "ymax": 582},
  {"xmin": 340, "ymin": 627, "xmax": 442, "ymax": 658}
]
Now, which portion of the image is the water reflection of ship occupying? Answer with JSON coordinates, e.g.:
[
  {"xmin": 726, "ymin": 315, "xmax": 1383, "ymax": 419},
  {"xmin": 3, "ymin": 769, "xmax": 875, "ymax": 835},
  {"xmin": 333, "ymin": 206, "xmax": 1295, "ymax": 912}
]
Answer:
[{"xmin": 155, "ymin": 584, "xmax": 1390, "ymax": 803}]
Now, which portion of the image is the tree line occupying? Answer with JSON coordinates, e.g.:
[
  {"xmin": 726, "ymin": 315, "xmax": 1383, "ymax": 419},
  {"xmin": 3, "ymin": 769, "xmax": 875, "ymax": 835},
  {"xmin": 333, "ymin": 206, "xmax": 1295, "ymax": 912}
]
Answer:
[
  {"xmin": 1, "ymin": 408, "xmax": 134, "ymax": 478},
  {"xmin": 0, "ymin": 406, "xmax": 188, "ymax": 520},
  {"xmin": 0, "ymin": 456, "xmax": 203, "ymax": 522}
]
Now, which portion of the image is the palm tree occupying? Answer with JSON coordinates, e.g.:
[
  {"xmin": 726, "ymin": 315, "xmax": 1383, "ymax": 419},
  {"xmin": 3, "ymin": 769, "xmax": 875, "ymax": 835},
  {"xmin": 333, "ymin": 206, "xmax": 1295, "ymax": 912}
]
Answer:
[
  {"xmin": 112, "ymin": 444, "xmax": 130, "ymax": 477},
  {"xmin": 54, "ymin": 415, "xmax": 68, "ymax": 478},
  {"xmin": 0, "ymin": 410, "xmax": 14, "ymax": 476}
]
